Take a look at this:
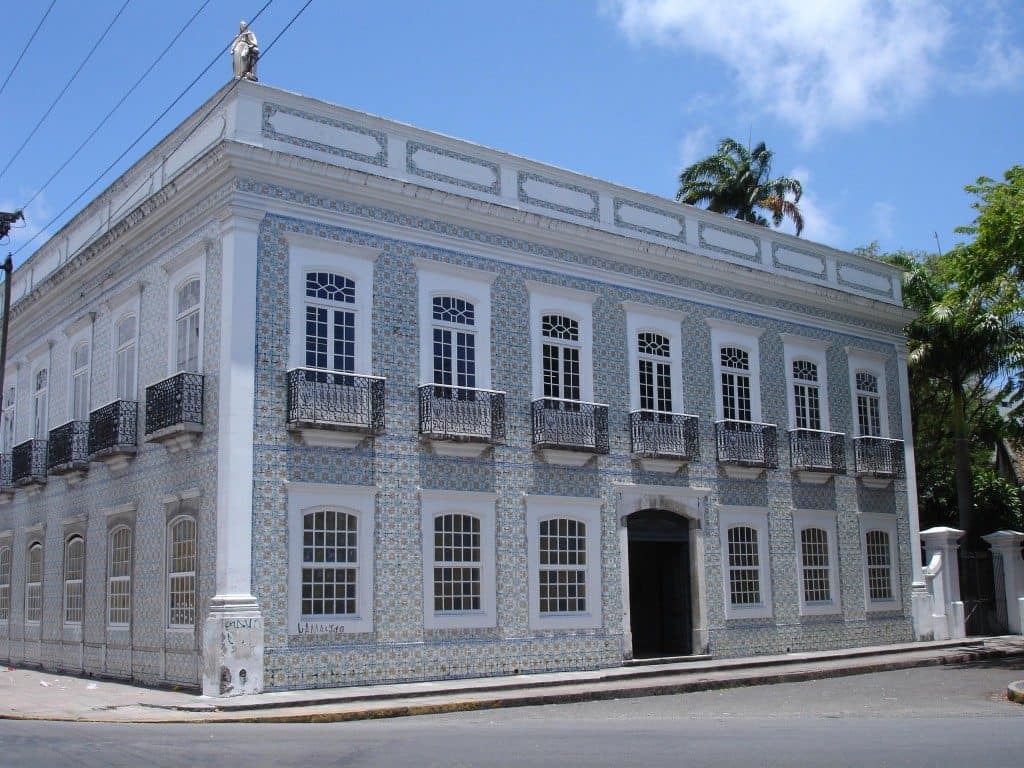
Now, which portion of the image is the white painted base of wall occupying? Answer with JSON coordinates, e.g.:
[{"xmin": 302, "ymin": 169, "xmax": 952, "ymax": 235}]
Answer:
[
  {"xmin": 202, "ymin": 599, "xmax": 264, "ymax": 697},
  {"xmin": 538, "ymin": 449, "xmax": 595, "ymax": 467}
]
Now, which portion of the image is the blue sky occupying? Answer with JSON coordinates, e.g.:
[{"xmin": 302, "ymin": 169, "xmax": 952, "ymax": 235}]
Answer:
[{"xmin": 0, "ymin": 0, "xmax": 1021, "ymax": 265}]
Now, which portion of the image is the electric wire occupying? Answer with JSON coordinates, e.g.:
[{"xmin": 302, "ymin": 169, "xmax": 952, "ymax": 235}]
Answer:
[
  {"xmin": 19, "ymin": 0, "xmax": 213, "ymax": 213},
  {"xmin": 0, "ymin": 0, "xmax": 133, "ymax": 183},
  {"xmin": 0, "ymin": 0, "xmax": 58, "ymax": 99},
  {"xmin": 11, "ymin": 0, "xmax": 279, "ymax": 257}
]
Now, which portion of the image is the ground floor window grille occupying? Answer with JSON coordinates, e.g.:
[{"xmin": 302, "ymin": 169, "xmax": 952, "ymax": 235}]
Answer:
[
  {"xmin": 301, "ymin": 509, "xmax": 358, "ymax": 617},
  {"xmin": 538, "ymin": 517, "xmax": 587, "ymax": 614},
  {"xmin": 865, "ymin": 530, "xmax": 893, "ymax": 600},
  {"xmin": 63, "ymin": 536, "xmax": 85, "ymax": 624},
  {"xmin": 433, "ymin": 513, "xmax": 481, "ymax": 613},
  {"xmin": 26, "ymin": 542, "xmax": 42, "ymax": 623},
  {"xmin": 168, "ymin": 518, "xmax": 196, "ymax": 628},
  {"xmin": 800, "ymin": 527, "xmax": 832, "ymax": 603},
  {"xmin": 108, "ymin": 527, "xmax": 132, "ymax": 626},
  {"xmin": 726, "ymin": 526, "xmax": 762, "ymax": 606}
]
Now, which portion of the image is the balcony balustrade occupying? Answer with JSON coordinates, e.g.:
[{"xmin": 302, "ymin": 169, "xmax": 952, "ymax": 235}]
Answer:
[
  {"xmin": 531, "ymin": 397, "xmax": 609, "ymax": 466},
  {"xmin": 715, "ymin": 420, "xmax": 778, "ymax": 479},
  {"xmin": 286, "ymin": 368, "xmax": 385, "ymax": 448},
  {"xmin": 88, "ymin": 400, "xmax": 138, "ymax": 470},
  {"xmin": 11, "ymin": 439, "xmax": 47, "ymax": 488},
  {"xmin": 145, "ymin": 372, "xmax": 204, "ymax": 453},
  {"xmin": 629, "ymin": 410, "xmax": 700, "ymax": 472},
  {"xmin": 788, "ymin": 428, "xmax": 846, "ymax": 483},
  {"xmin": 852, "ymin": 436, "xmax": 905, "ymax": 487},
  {"xmin": 47, "ymin": 421, "xmax": 90, "ymax": 479},
  {"xmin": 418, "ymin": 384, "xmax": 505, "ymax": 457}
]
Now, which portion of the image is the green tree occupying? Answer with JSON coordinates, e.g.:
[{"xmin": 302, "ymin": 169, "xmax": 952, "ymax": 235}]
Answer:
[{"xmin": 676, "ymin": 138, "xmax": 805, "ymax": 235}]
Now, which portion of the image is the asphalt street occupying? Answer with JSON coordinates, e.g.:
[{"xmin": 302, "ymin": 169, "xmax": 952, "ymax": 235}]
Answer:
[{"xmin": 0, "ymin": 659, "xmax": 1021, "ymax": 767}]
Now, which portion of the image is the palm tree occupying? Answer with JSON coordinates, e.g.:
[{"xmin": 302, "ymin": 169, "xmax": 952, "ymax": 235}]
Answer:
[{"xmin": 677, "ymin": 138, "xmax": 805, "ymax": 235}]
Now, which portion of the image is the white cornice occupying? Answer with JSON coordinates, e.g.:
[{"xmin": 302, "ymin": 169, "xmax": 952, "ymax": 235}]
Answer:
[
  {"xmin": 281, "ymin": 231, "xmax": 381, "ymax": 263},
  {"xmin": 101, "ymin": 280, "xmax": 145, "ymax": 313},
  {"xmin": 620, "ymin": 301, "xmax": 685, "ymax": 322},
  {"xmin": 412, "ymin": 257, "xmax": 498, "ymax": 284},
  {"xmin": 523, "ymin": 279, "xmax": 598, "ymax": 305},
  {"xmin": 103, "ymin": 502, "xmax": 137, "ymax": 517},
  {"xmin": 779, "ymin": 333, "xmax": 830, "ymax": 351},
  {"xmin": 845, "ymin": 345, "xmax": 891, "ymax": 363},
  {"xmin": 706, "ymin": 317, "xmax": 765, "ymax": 337},
  {"xmin": 416, "ymin": 488, "xmax": 498, "ymax": 503},
  {"xmin": 63, "ymin": 312, "xmax": 95, "ymax": 338}
]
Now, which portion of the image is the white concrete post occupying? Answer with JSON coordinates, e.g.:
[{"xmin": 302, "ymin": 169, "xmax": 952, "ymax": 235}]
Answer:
[
  {"xmin": 920, "ymin": 527, "xmax": 966, "ymax": 640},
  {"xmin": 202, "ymin": 206, "xmax": 264, "ymax": 697},
  {"xmin": 982, "ymin": 530, "xmax": 1024, "ymax": 634}
]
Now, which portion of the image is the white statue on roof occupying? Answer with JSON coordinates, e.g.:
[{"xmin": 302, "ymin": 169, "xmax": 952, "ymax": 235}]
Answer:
[{"xmin": 231, "ymin": 21, "xmax": 259, "ymax": 81}]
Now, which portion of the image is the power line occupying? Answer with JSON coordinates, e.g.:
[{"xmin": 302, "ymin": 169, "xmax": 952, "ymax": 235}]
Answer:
[
  {"xmin": 0, "ymin": 0, "xmax": 58, "ymax": 99},
  {"xmin": 0, "ymin": 0, "xmax": 133, "ymax": 184},
  {"xmin": 19, "ymin": 0, "xmax": 213, "ymax": 212}
]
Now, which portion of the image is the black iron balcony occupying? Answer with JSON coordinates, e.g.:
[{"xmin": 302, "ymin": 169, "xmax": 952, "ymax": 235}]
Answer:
[
  {"xmin": 145, "ymin": 372, "xmax": 204, "ymax": 452},
  {"xmin": 853, "ymin": 436, "xmax": 905, "ymax": 480},
  {"xmin": 88, "ymin": 400, "xmax": 138, "ymax": 468},
  {"xmin": 788, "ymin": 428, "xmax": 846, "ymax": 477},
  {"xmin": 715, "ymin": 420, "xmax": 778, "ymax": 473},
  {"xmin": 286, "ymin": 368, "xmax": 385, "ymax": 447},
  {"xmin": 418, "ymin": 384, "xmax": 505, "ymax": 446},
  {"xmin": 630, "ymin": 410, "xmax": 700, "ymax": 461},
  {"xmin": 11, "ymin": 440, "xmax": 47, "ymax": 486},
  {"xmin": 532, "ymin": 398, "xmax": 609, "ymax": 457},
  {"xmin": 47, "ymin": 421, "xmax": 90, "ymax": 476}
]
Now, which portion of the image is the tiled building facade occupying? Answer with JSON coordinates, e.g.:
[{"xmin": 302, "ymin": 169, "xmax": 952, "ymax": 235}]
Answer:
[{"xmin": 0, "ymin": 81, "xmax": 922, "ymax": 696}]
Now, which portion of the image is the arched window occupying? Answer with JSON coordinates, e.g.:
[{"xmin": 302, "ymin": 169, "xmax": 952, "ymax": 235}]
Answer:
[
  {"xmin": 167, "ymin": 517, "xmax": 196, "ymax": 627},
  {"xmin": 175, "ymin": 279, "xmax": 201, "ymax": 373},
  {"xmin": 637, "ymin": 331, "xmax": 672, "ymax": 415},
  {"xmin": 70, "ymin": 343, "xmax": 90, "ymax": 421},
  {"xmin": 108, "ymin": 527, "xmax": 132, "ymax": 626},
  {"xmin": 301, "ymin": 509, "xmax": 358, "ymax": 617},
  {"xmin": 432, "ymin": 513, "xmax": 481, "ymax": 613},
  {"xmin": 538, "ymin": 517, "xmax": 587, "ymax": 614},
  {"xmin": 719, "ymin": 346, "xmax": 752, "ymax": 422},
  {"xmin": 791, "ymin": 359, "xmax": 821, "ymax": 431},
  {"xmin": 25, "ymin": 542, "xmax": 42, "ymax": 623},
  {"xmin": 800, "ymin": 527, "xmax": 831, "ymax": 603},
  {"xmin": 304, "ymin": 271, "xmax": 356, "ymax": 373},
  {"xmin": 865, "ymin": 530, "xmax": 893, "ymax": 601},
  {"xmin": 855, "ymin": 371, "xmax": 882, "ymax": 437},
  {"xmin": 64, "ymin": 536, "xmax": 85, "ymax": 624},
  {"xmin": 541, "ymin": 315, "xmax": 581, "ymax": 402},
  {"xmin": 0, "ymin": 546, "xmax": 10, "ymax": 621},
  {"xmin": 431, "ymin": 296, "xmax": 476, "ymax": 391},
  {"xmin": 726, "ymin": 525, "xmax": 761, "ymax": 606},
  {"xmin": 115, "ymin": 314, "xmax": 137, "ymax": 401},
  {"xmin": 32, "ymin": 368, "xmax": 48, "ymax": 439}
]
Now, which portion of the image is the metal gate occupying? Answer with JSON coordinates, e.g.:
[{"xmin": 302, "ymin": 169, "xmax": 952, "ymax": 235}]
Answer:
[{"xmin": 958, "ymin": 545, "xmax": 1007, "ymax": 636}]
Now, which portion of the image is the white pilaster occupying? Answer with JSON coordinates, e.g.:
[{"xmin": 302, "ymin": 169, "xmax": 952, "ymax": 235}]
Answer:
[
  {"xmin": 921, "ymin": 526, "xmax": 966, "ymax": 640},
  {"xmin": 983, "ymin": 530, "xmax": 1024, "ymax": 634}
]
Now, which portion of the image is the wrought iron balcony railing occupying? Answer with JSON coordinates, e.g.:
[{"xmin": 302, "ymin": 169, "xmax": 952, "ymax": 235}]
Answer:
[
  {"xmin": 418, "ymin": 384, "xmax": 505, "ymax": 444},
  {"xmin": 286, "ymin": 368, "xmax": 385, "ymax": 435},
  {"xmin": 788, "ymin": 428, "xmax": 846, "ymax": 474},
  {"xmin": 47, "ymin": 421, "xmax": 90, "ymax": 474},
  {"xmin": 531, "ymin": 398, "xmax": 609, "ymax": 454},
  {"xmin": 145, "ymin": 372, "xmax": 204, "ymax": 436},
  {"xmin": 852, "ymin": 436, "xmax": 905, "ymax": 478},
  {"xmin": 11, "ymin": 440, "xmax": 47, "ymax": 485},
  {"xmin": 89, "ymin": 400, "xmax": 138, "ymax": 459},
  {"xmin": 630, "ymin": 410, "xmax": 700, "ymax": 460},
  {"xmin": 715, "ymin": 420, "xmax": 778, "ymax": 468}
]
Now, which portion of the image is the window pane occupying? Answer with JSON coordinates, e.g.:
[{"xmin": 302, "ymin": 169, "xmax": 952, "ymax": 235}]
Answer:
[
  {"xmin": 800, "ymin": 528, "xmax": 831, "ymax": 603},
  {"xmin": 727, "ymin": 526, "xmax": 761, "ymax": 606},
  {"xmin": 866, "ymin": 530, "xmax": 893, "ymax": 600},
  {"xmin": 538, "ymin": 518, "xmax": 587, "ymax": 614}
]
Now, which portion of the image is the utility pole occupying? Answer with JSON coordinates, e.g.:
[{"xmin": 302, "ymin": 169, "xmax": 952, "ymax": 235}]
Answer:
[{"xmin": 0, "ymin": 210, "xmax": 23, "ymax": 437}]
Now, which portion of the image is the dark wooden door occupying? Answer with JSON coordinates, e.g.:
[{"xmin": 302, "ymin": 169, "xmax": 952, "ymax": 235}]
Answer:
[{"xmin": 627, "ymin": 510, "xmax": 691, "ymax": 657}]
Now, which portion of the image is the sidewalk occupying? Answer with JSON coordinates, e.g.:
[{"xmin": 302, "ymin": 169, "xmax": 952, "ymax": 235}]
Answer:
[{"xmin": 3, "ymin": 636, "xmax": 1022, "ymax": 723}]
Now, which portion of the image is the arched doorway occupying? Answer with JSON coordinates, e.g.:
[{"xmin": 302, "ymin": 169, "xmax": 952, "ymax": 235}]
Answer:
[{"xmin": 627, "ymin": 509, "xmax": 692, "ymax": 657}]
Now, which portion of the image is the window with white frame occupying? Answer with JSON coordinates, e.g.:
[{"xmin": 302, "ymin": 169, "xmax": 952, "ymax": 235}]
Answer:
[
  {"xmin": 175, "ymin": 279, "xmax": 202, "ymax": 374},
  {"xmin": 541, "ymin": 315, "xmax": 581, "ymax": 402},
  {"xmin": 431, "ymin": 297, "xmax": 476, "ymax": 389},
  {"xmin": 63, "ymin": 535, "xmax": 84, "ymax": 624},
  {"xmin": 847, "ymin": 350, "xmax": 889, "ymax": 438},
  {"xmin": 107, "ymin": 527, "xmax": 132, "ymax": 626},
  {"xmin": 32, "ymin": 368, "xmax": 48, "ymax": 439},
  {"xmin": 638, "ymin": 332, "xmax": 673, "ymax": 413},
  {"xmin": 793, "ymin": 511, "xmax": 840, "ymax": 614},
  {"xmin": 0, "ymin": 545, "xmax": 10, "ymax": 621},
  {"xmin": 720, "ymin": 347, "xmax": 752, "ymax": 422},
  {"xmin": 718, "ymin": 508, "xmax": 772, "ymax": 619},
  {"xmin": 2, "ymin": 384, "xmax": 14, "ymax": 452},
  {"xmin": 527, "ymin": 283, "xmax": 595, "ymax": 404},
  {"xmin": 431, "ymin": 513, "xmax": 481, "ymax": 612},
  {"xmin": 304, "ymin": 271, "xmax": 356, "ymax": 373},
  {"xmin": 709, "ymin": 320, "xmax": 763, "ymax": 424},
  {"xmin": 791, "ymin": 361, "xmax": 822, "ymax": 430},
  {"xmin": 114, "ymin": 314, "xmax": 137, "ymax": 401},
  {"xmin": 861, "ymin": 513, "xmax": 901, "ymax": 610},
  {"xmin": 287, "ymin": 483, "xmax": 375, "ymax": 634},
  {"xmin": 25, "ymin": 541, "xmax": 42, "ymax": 623},
  {"xmin": 167, "ymin": 516, "xmax": 196, "ymax": 628},
  {"xmin": 624, "ymin": 305, "xmax": 685, "ymax": 418},
  {"xmin": 525, "ymin": 496, "xmax": 602, "ymax": 630},
  {"xmin": 70, "ymin": 343, "xmax": 90, "ymax": 421},
  {"xmin": 781, "ymin": 336, "xmax": 831, "ymax": 432}
]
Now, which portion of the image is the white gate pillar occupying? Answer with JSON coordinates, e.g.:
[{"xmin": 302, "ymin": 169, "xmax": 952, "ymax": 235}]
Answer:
[
  {"xmin": 920, "ymin": 527, "xmax": 966, "ymax": 640},
  {"xmin": 982, "ymin": 530, "xmax": 1024, "ymax": 634}
]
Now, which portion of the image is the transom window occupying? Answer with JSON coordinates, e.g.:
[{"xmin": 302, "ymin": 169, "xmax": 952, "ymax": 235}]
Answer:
[
  {"xmin": 638, "ymin": 332, "xmax": 672, "ymax": 413},
  {"xmin": 168, "ymin": 517, "xmax": 196, "ymax": 628},
  {"xmin": 855, "ymin": 371, "xmax": 882, "ymax": 437},
  {"xmin": 538, "ymin": 518, "xmax": 587, "ymax": 614},
  {"xmin": 432, "ymin": 513, "xmax": 482, "ymax": 613},
  {"xmin": 542, "ymin": 315, "xmax": 581, "ymax": 402},
  {"xmin": 115, "ymin": 315, "xmax": 138, "ymax": 401},
  {"xmin": 304, "ymin": 271, "xmax": 356, "ymax": 373},
  {"xmin": 432, "ymin": 296, "xmax": 476, "ymax": 390},
  {"xmin": 726, "ymin": 526, "xmax": 761, "ymax": 606},
  {"xmin": 865, "ymin": 530, "xmax": 893, "ymax": 600},
  {"xmin": 800, "ymin": 528, "xmax": 831, "ymax": 603},
  {"xmin": 175, "ymin": 279, "xmax": 201, "ymax": 373},
  {"xmin": 301, "ymin": 509, "xmax": 358, "ymax": 617},
  {"xmin": 70, "ymin": 343, "xmax": 90, "ymax": 421},
  {"xmin": 720, "ymin": 346, "xmax": 752, "ymax": 422},
  {"xmin": 26, "ymin": 542, "xmax": 42, "ymax": 623},
  {"xmin": 0, "ymin": 546, "xmax": 10, "ymax": 621},
  {"xmin": 64, "ymin": 536, "xmax": 85, "ymax": 624},
  {"xmin": 108, "ymin": 527, "xmax": 132, "ymax": 626},
  {"xmin": 33, "ymin": 368, "xmax": 48, "ymax": 440},
  {"xmin": 792, "ymin": 359, "xmax": 822, "ymax": 431}
]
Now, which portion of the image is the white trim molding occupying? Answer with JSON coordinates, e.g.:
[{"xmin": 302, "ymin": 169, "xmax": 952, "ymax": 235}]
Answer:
[
  {"xmin": 708, "ymin": 319, "xmax": 764, "ymax": 423},
  {"xmin": 718, "ymin": 506, "xmax": 773, "ymax": 620},
  {"xmin": 527, "ymin": 281, "xmax": 596, "ymax": 402},
  {"xmin": 792, "ymin": 509, "xmax": 841, "ymax": 616},
  {"xmin": 846, "ymin": 347, "xmax": 890, "ymax": 438},
  {"xmin": 861, "ymin": 512, "xmax": 903, "ymax": 613}
]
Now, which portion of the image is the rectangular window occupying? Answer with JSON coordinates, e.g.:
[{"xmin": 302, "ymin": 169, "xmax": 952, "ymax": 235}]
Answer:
[
  {"xmin": 719, "ymin": 508, "xmax": 772, "ymax": 620},
  {"xmin": 168, "ymin": 518, "xmax": 196, "ymax": 628},
  {"xmin": 2, "ymin": 386, "xmax": 15, "ymax": 453},
  {"xmin": 70, "ymin": 344, "xmax": 90, "ymax": 421},
  {"xmin": 432, "ymin": 513, "xmax": 481, "ymax": 612},
  {"xmin": 866, "ymin": 530, "xmax": 893, "ymax": 600},
  {"xmin": 0, "ymin": 546, "xmax": 10, "ymax": 621},
  {"xmin": 64, "ymin": 536, "xmax": 85, "ymax": 624},
  {"xmin": 25, "ymin": 543, "xmax": 42, "ymax": 623},
  {"xmin": 115, "ymin": 315, "xmax": 138, "ymax": 401},
  {"xmin": 726, "ymin": 526, "xmax": 761, "ymax": 606},
  {"xmin": 301, "ymin": 509, "xmax": 358, "ymax": 617},
  {"xmin": 800, "ymin": 528, "xmax": 831, "ymax": 603},
  {"xmin": 108, "ymin": 527, "xmax": 132, "ymax": 626},
  {"xmin": 538, "ymin": 517, "xmax": 588, "ymax": 614}
]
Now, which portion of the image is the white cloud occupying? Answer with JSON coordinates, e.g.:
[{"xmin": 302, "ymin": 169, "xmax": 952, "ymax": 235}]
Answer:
[
  {"xmin": 782, "ymin": 167, "xmax": 843, "ymax": 244},
  {"xmin": 677, "ymin": 124, "xmax": 711, "ymax": 168},
  {"xmin": 609, "ymin": 0, "xmax": 1022, "ymax": 141},
  {"xmin": 871, "ymin": 201, "xmax": 896, "ymax": 240}
]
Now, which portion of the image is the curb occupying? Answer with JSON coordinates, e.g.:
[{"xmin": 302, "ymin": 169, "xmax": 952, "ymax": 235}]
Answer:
[{"xmin": 1009, "ymin": 681, "xmax": 1024, "ymax": 704}]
